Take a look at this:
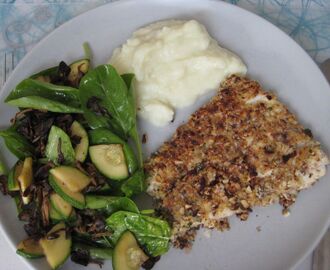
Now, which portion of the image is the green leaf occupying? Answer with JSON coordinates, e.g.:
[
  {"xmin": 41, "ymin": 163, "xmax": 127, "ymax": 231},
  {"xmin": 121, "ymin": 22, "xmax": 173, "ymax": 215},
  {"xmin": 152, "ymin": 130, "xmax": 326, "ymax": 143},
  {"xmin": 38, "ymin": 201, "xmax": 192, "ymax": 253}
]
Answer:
[
  {"xmin": 121, "ymin": 169, "xmax": 146, "ymax": 197},
  {"xmin": 5, "ymin": 78, "xmax": 82, "ymax": 113},
  {"xmin": 0, "ymin": 128, "xmax": 34, "ymax": 159},
  {"xmin": 85, "ymin": 195, "xmax": 139, "ymax": 215},
  {"xmin": 122, "ymin": 73, "xmax": 143, "ymax": 167},
  {"xmin": 30, "ymin": 66, "xmax": 58, "ymax": 80},
  {"xmin": 0, "ymin": 158, "xmax": 7, "ymax": 175},
  {"xmin": 79, "ymin": 65, "xmax": 134, "ymax": 138},
  {"xmin": 106, "ymin": 211, "xmax": 171, "ymax": 257},
  {"xmin": 7, "ymin": 96, "xmax": 83, "ymax": 113},
  {"xmin": 45, "ymin": 126, "xmax": 75, "ymax": 165},
  {"xmin": 83, "ymin": 42, "xmax": 92, "ymax": 62},
  {"xmin": 88, "ymin": 128, "xmax": 138, "ymax": 175},
  {"xmin": 129, "ymin": 125, "xmax": 143, "ymax": 168}
]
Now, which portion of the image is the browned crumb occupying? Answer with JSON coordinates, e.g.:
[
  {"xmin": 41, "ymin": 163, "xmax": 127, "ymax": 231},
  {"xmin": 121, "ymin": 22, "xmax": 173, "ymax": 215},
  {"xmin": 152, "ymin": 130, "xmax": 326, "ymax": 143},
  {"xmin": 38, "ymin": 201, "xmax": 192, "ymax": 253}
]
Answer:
[{"xmin": 145, "ymin": 75, "xmax": 329, "ymax": 248}]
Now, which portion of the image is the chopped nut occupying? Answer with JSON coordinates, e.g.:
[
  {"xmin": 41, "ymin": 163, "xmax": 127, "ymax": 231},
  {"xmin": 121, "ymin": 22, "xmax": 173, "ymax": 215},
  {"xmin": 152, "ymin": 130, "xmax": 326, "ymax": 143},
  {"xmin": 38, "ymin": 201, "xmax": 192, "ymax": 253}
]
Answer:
[
  {"xmin": 282, "ymin": 208, "xmax": 290, "ymax": 217},
  {"xmin": 246, "ymin": 186, "xmax": 252, "ymax": 193},
  {"xmin": 240, "ymin": 200, "xmax": 249, "ymax": 209}
]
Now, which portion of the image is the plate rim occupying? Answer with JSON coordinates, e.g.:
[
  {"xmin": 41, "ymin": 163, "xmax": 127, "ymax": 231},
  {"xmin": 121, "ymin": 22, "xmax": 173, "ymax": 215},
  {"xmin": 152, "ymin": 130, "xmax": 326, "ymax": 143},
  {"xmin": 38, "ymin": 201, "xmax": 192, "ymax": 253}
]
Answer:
[{"xmin": 0, "ymin": 0, "xmax": 329, "ymax": 269}]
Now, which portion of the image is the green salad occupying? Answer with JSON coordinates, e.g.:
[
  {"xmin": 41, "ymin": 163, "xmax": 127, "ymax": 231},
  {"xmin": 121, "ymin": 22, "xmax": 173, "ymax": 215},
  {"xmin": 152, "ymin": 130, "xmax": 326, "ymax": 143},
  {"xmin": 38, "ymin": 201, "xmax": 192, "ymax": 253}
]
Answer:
[{"xmin": 0, "ymin": 44, "xmax": 170, "ymax": 270}]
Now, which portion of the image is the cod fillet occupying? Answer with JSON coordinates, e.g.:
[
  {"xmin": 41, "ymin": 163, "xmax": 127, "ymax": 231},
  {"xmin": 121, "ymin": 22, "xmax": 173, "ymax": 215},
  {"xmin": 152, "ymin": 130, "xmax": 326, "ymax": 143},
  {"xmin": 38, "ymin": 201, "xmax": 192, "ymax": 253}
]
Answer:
[{"xmin": 145, "ymin": 75, "xmax": 329, "ymax": 248}]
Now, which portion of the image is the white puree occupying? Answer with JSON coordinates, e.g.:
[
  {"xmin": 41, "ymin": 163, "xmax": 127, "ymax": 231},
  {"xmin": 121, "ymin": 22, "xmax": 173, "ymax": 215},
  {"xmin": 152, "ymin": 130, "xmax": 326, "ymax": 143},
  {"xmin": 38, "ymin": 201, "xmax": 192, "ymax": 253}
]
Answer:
[{"xmin": 110, "ymin": 20, "xmax": 247, "ymax": 126}]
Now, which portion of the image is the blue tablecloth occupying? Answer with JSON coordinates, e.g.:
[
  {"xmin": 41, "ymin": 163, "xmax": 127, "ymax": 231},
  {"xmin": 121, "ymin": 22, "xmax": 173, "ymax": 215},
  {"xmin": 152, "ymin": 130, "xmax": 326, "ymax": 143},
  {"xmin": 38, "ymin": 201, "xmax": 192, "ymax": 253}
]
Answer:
[{"xmin": 0, "ymin": 1, "xmax": 329, "ymax": 270}]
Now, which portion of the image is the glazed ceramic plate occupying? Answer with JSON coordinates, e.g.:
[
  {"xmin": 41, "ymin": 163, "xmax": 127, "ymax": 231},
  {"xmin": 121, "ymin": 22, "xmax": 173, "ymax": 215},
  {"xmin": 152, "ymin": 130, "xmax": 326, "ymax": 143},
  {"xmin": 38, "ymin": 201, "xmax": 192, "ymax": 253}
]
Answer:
[{"xmin": 0, "ymin": 0, "xmax": 329, "ymax": 269}]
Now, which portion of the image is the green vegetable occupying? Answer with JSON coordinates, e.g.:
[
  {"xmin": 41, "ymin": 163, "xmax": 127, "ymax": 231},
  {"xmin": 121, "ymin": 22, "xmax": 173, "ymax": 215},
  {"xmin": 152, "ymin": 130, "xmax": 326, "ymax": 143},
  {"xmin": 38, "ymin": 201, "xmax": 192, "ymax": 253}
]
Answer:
[
  {"xmin": 39, "ymin": 223, "xmax": 71, "ymax": 270},
  {"xmin": 72, "ymin": 232, "xmax": 113, "ymax": 248},
  {"xmin": 16, "ymin": 238, "xmax": 44, "ymax": 259},
  {"xmin": 50, "ymin": 193, "xmax": 73, "ymax": 219},
  {"xmin": 7, "ymin": 96, "xmax": 83, "ymax": 114},
  {"xmin": 140, "ymin": 209, "xmax": 155, "ymax": 215},
  {"xmin": 89, "ymin": 128, "xmax": 138, "ymax": 175},
  {"xmin": 0, "ymin": 158, "xmax": 7, "ymax": 175},
  {"xmin": 106, "ymin": 211, "xmax": 171, "ymax": 257},
  {"xmin": 83, "ymin": 42, "xmax": 92, "ymax": 62},
  {"xmin": 7, "ymin": 162, "xmax": 22, "ymax": 191},
  {"xmin": 86, "ymin": 195, "xmax": 139, "ymax": 215},
  {"xmin": 14, "ymin": 196, "xmax": 23, "ymax": 215},
  {"xmin": 5, "ymin": 79, "xmax": 82, "ymax": 113},
  {"xmin": 0, "ymin": 128, "xmax": 34, "ymax": 159},
  {"xmin": 72, "ymin": 243, "xmax": 113, "ymax": 260},
  {"xmin": 49, "ymin": 175, "xmax": 85, "ymax": 209},
  {"xmin": 92, "ymin": 182, "xmax": 111, "ymax": 195},
  {"xmin": 89, "ymin": 144, "xmax": 129, "ymax": 180},
  {"xmin": 30, "ymin": 66, "xmax": 58, "ymax": 82},
  {"xmin": 49, "ymin": 166, "xmax": 91, "ymax": 192},
  {"xmin": 18, "ymin": 157, "xmax": 34, "ymax": 205},
  {"xmin": 70, "ymin": 121, "xmax": 89, "ymax": 162},
  {"xmin": 80, "ymin": 65, "xmax": 133, "ymax": 136},
  {"xmin": 45, "ymin": 126, "xmax": 75, "ymax": 165},
  {"xmin": 120, "ymin": 169, "xmax": 146, "ymax": 197},
  {"xmin": 112, "ymin": 231, "xmax": 148, "ymax": 270},
  {"xmin": 49, "ymin": 204, "xmax": 63, "ymax": 223}
]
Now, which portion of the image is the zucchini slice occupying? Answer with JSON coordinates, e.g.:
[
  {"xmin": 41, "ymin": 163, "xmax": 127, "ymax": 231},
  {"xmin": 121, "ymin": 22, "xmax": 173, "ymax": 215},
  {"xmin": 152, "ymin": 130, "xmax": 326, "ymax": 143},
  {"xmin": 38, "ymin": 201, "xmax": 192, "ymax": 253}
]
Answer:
[
  {"xmin": 45, "ymin": 126, "xmax": 75, "ymax": 165},
  {"xmin": 49, "ymin": 175, "xmax": 85, "ymax": 209},
  {"xmin": 49, "ymin": 205, "xmax": 63, "ymax": 223},
  {"xmin": 39, "ymin": 222, "xmax": 71, "ymax": 270},
  {"xmin": 113, "ymin": 231, "xmax": 148, "ymax": 270},
  {"xmin": 17, "ymin": 157, "xmax": 33, "ymax": 204},
  {"xmin": 68, "ymin": 59, "xmax": 89, "ymax": 86},
  {"xmin": 89, "ymin": 144, "xmax": 129, "ymax": 180},
  {"xmin": 50, "ymin": 166, "xmax": 91, "ymax": 192},
  {"xmin": 16, "ymin": 238, "xmax": 44, "ymax": 259},
  {"xmin": 70, "ymin": 121, "xmax": 89, "ymax": 162},
  {"xmin": 50, "ymin": 193, "xmax": 72, "ymax": 219},
  {"xmin": 8, "ymin": 162, "xmax": 23, "ymax": 191}
]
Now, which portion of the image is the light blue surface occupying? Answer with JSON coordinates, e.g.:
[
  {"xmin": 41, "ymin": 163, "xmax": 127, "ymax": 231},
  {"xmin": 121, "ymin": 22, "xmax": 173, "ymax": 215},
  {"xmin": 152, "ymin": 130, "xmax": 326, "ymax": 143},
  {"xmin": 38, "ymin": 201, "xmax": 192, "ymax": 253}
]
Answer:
[{"xmin": 0, "ymin": 1, "xmax": 327, "ymax": 269}]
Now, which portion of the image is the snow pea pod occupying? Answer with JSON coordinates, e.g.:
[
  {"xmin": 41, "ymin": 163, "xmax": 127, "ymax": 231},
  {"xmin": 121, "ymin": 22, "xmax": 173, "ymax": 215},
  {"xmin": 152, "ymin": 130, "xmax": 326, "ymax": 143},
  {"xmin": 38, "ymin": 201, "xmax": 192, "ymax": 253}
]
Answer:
[{"xmin": 88, "ymin": 128, "xmax": 138, "ymax": 175}]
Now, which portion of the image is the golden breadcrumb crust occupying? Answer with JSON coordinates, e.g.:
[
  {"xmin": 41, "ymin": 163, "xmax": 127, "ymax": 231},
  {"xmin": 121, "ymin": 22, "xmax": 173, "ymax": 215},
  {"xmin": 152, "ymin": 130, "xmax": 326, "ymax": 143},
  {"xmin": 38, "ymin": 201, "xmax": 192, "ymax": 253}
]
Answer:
[{"xmin": 145, "ymin": 75, "xmax": 329, "ymax": 248}]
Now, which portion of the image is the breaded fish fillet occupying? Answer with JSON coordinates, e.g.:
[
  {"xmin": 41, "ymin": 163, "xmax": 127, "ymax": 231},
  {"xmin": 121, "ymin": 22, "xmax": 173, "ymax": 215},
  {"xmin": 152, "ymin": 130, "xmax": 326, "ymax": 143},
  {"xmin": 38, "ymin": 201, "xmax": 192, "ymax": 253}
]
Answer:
[{"xmin": 145, "ymin": 75, "xmax": 329, "ymax": 248}]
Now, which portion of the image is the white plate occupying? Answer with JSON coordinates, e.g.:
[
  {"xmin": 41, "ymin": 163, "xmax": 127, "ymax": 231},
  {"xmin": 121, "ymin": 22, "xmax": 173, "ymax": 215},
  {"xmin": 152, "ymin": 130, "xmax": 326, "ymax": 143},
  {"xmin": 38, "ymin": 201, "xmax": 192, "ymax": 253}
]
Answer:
[{"xmin": 0, "ymin": 1, "xmax": 329, "ymax": 270}]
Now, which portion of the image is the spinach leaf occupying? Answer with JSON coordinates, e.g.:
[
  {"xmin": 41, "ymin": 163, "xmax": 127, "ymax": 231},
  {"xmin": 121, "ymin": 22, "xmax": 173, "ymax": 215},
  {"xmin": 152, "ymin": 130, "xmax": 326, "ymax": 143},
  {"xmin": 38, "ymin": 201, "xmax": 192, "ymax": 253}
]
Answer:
[
  {"xmin": 121, "ymin": 73, "xmax": 143, "ymax": 167},
  {"xmin": 30, "ymin": 66, "xmax": 58, "ymax": 80},
  {"xmin": 7, "ymin": 96, "xmax": 82, "ymax": 113},
  {"xmin": 88, "ymin": 128, "xmax": 138, "ymax": 175},
  {"xmin": 85, "ymin": 195, "xmax": 139, "ymax": 215},
  {"xmin": 0, "ymin": 128, "xmax": 34, "ymax": 159},
  {"xmin": 0, "ymin": 159, "xmax": 7, "ymax": 175},
  {"xmin": 5, "ymin": 78, "xmax": 82, "ymax": 113},
  {"xmin": 121, "ymin": 169, "xmax": 146, "ymax": 197},
  {"xmin": 45, "ymin": 125, "xmax": 75, "ymax": 165},
  {"xmin": 106, "ymin": 211, "xmax": 171, "ymax": 257},
  {"xmin": 79, "ymin": 65, "xmax": 134, "ymax": 137}
]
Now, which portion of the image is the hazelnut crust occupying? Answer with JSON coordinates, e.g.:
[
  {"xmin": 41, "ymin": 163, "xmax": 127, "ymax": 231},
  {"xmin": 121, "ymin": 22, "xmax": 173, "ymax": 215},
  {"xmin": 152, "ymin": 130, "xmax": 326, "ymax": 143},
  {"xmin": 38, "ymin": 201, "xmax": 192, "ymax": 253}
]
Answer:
[{"xmin": 145, "ymin": 75, "xmax": 329, "ymax": 249}]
